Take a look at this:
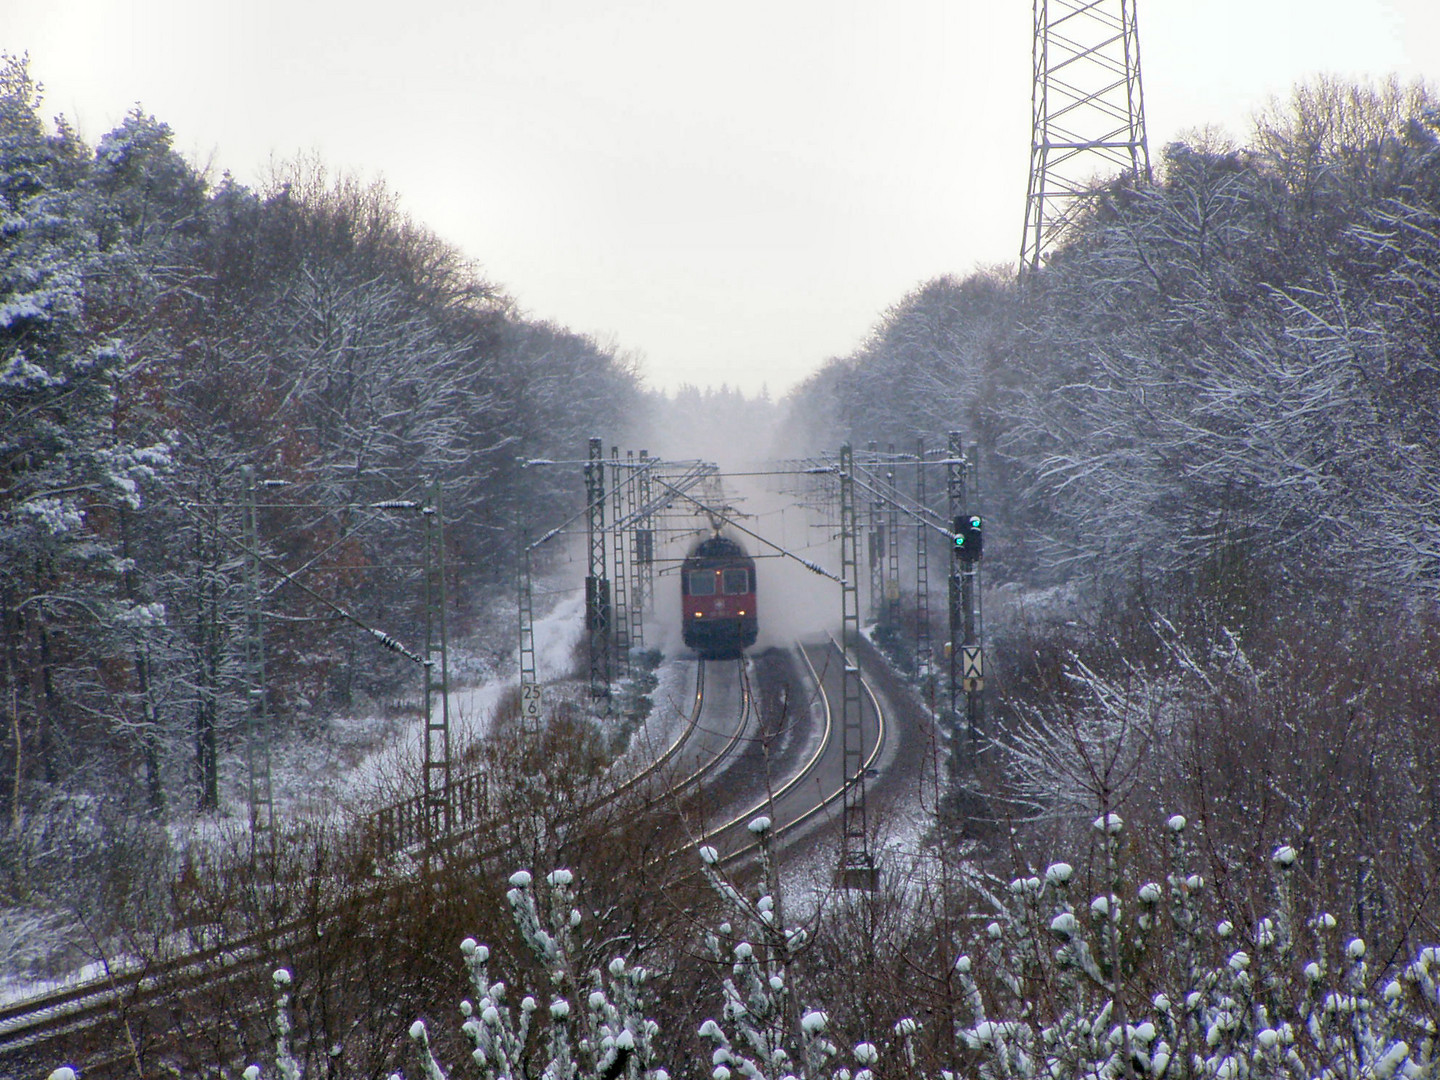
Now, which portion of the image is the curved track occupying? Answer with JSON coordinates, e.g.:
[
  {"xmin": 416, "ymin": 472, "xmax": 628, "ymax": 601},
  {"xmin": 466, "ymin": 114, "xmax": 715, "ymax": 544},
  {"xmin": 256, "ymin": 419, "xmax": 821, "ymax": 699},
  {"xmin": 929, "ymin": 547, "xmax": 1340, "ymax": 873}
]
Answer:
[
  {"xmin": 694, "ymin": 638, "xmax": 886, "ymax": 865},
  {"xmin": 610, "ymin": 658, "xmax": 755, "ymax": 807},
  {"xmin": 0, "ymin": 645, "xmax": 885, "ymax": 1074}
]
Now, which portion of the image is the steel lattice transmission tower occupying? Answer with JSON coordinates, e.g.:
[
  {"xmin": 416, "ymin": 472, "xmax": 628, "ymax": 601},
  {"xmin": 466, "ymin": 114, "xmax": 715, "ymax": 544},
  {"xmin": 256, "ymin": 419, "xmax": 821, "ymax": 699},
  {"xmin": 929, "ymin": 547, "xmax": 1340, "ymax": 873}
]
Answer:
[{"xmin": 1020, "ymin": 0, "xmax": 1151, "ymax": 274}]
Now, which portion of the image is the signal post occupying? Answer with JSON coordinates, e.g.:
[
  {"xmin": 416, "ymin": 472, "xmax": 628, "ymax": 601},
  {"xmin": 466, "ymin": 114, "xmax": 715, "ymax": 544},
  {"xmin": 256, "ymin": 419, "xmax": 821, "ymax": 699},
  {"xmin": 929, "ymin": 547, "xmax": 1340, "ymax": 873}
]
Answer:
[{"xmin": 946, "ymin": 433, "xmax": 984, "ymax": 773}]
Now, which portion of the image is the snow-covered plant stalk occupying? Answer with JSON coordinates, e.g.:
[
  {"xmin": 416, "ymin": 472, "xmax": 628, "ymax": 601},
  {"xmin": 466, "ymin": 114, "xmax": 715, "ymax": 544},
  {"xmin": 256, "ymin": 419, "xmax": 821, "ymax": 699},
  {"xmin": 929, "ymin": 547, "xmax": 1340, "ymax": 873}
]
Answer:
[
  {"xmin": 413, "ymin": 867, "xmax": 664, "ymax": 1080},
  {"xmin": 1250, "ymin": 844, "xmax": 1298, "ymax": 1038},
  {"xmin": 272, "ymin": 968, "xmax": 302, "ymax": 1080},
  {"xmin": 1094, "ymin": 811, "xmax": 1137, "ymax": 1080},
  {"xmin": 695, "ymin": 816, "xmax": 869, "ymax": 1080},
  {"xmin": 407, "ymin": 1018, "xmax": 450, "ymax": 1080},
  {"xmin": 954, "ymin": 817, "xmax": 1440, "ymax": 1080}
]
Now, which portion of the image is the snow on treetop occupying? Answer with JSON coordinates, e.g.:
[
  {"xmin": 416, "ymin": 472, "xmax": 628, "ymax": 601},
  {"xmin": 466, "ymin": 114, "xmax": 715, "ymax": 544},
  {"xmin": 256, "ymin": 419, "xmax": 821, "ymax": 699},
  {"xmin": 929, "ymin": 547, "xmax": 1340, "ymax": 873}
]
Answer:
[
  {"xmin": 1167, "ymin": 814, "xmax": 1187, "ymax": 832},
  {"xmin": 747, "ymin": 815, "xmax": 772, "ymax": 834},
  {"xmin": 1272, "ymin": 844, "xmax": 1297, "ymax": 866},
  {"xmin": 1045, "ymin": 862, "xmax": 1073, "ymax": 885},
  {"xmin": 509, "ymin": 870, "xmax": 533, "ymax": 887}
]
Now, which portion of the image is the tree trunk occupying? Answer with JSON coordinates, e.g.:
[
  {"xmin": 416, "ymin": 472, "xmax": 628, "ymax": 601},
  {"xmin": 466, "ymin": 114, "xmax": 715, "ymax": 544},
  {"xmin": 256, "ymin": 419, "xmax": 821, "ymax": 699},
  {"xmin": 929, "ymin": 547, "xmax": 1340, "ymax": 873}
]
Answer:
[{"xmin": 195, "ymin": 520, "xmax": 220, "ymax": 812}]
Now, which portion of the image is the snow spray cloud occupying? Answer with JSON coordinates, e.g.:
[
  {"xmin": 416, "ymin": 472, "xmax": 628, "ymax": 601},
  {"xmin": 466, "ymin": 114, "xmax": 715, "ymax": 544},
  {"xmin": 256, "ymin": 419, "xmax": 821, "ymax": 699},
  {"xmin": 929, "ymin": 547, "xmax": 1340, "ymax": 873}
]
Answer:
[{"xmin": 632, "ymin": 388, "xmax": 842, "ymax": 656}]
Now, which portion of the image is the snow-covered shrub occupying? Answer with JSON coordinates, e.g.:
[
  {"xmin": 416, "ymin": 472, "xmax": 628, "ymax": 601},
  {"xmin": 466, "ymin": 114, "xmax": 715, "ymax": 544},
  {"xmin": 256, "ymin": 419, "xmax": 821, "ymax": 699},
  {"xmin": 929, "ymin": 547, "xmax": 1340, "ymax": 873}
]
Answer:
[
  {"xmin": 401, "ymin": 866, "xmax": 665, "ymax": 1080},
  {"xmin": 97, "ymin": 808, "xmax": 1440, "ymax": 1080},
  {"xmin": 952, "ymin": 816, "xmax": 1440, "ymax": 1080}
]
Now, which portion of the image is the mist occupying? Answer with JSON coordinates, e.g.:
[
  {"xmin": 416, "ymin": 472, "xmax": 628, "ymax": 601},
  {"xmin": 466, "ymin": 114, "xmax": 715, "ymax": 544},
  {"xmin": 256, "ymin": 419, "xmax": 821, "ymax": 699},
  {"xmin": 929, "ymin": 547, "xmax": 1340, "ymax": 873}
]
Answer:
[{"xmin": 635, "ymin": 385, "xmax": 845, "ymax": 658}]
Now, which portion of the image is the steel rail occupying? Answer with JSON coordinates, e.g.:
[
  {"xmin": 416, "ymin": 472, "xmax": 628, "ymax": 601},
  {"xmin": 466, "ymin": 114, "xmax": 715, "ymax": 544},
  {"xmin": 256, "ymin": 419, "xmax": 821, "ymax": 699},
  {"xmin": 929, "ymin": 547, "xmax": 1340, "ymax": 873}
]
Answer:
[
  {"xmin": 0, "ymin": 657, "xmax": 750, "ymax": 1067},
  {"xmin": 710, "ymin": 638, "xmax": 886, "ymax": 867}
]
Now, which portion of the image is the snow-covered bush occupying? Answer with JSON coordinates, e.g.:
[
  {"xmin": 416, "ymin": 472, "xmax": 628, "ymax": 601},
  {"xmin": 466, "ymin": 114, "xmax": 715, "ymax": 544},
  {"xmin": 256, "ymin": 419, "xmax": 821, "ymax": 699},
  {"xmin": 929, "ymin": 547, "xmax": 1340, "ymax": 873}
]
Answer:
[
  {"xmin": 402, "ymin": 866, "xmax": 664, "ymax": 1080},
  {"xmin": 693, "ymin": 816, "xmax": 844, "ymax": 1080},
  {"xmin": 117, "ymin": 806, "xmax": 1440, "ymax": 1080},
  {"xmin": 952, "ymin": 816, "xmax": 1440, "ymax": 1080}
]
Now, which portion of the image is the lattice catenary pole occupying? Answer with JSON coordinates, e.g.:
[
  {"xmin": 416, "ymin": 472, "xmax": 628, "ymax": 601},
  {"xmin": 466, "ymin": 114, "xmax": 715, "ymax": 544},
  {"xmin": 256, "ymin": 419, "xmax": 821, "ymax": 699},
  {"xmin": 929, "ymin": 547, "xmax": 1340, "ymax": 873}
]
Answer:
[
  {"xmin": 585, "ymin": 437, "xmax": 611, "ymax": 700},
  {"xmin": 611, "ymin": 446, "xmax": 631, "ymax": 679},
  {"xmin": 422, "ymin": 477, "xmax": 452, "ymax": 837},
  {"xmin": 914, "ymin": 439, "xmax": 932, "ymax": 679},
  {"xmin": 838, "ymin": 444, "xmax": 873, "ymax": 887},
  {"xmin": 637, "ymin": 451, "xmax": 655, "ymax": 615},
  {"xmin": 625, "ymin": 450, "xmax": 644, "ymax": 651},
  {"xmin": 885, "ymin": 445, "xmax": 901, "ymax": 631},
  {"xmin": 518, "ymin": 532, "xmax": 540, "ymax": 731},
  {"xmin": 867, "ymin": 441, "xmax": 882, "ymax": 622}
]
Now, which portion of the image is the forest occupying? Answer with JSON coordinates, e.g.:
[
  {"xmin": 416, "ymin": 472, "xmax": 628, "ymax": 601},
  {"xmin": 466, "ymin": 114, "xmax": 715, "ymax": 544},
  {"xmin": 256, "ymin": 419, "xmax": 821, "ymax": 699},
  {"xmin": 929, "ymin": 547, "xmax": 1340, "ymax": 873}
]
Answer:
[
  {"xmin": 0, "ymin": 52, "xmax": 644, "ymax": 824},
  {"xmin": 5, "ymin": 48, "xmax": 1440, "ymax": 1079}
]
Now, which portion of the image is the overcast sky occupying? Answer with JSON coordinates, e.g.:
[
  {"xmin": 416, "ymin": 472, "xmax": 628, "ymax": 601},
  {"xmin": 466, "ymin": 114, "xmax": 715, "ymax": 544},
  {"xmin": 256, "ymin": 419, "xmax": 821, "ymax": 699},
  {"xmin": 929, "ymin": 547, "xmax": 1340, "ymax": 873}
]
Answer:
[{"xmin": 5, "ymin": 1, "xmax": 1438, "ymax": 395}]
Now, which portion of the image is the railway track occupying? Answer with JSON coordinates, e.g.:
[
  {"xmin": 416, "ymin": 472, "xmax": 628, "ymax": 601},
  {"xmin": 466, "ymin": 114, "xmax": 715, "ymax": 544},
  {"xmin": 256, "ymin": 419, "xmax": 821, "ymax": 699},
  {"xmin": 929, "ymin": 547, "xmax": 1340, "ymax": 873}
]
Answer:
[
  {"xmin": 0, "ymin": 647, "xmax": 881, "ymax": 1075},
  {"xmin": 698, "ymin": 638, "xmax": 886, "ymax": 866},
  {"xmin": 604, "ymin": 657, "xmax": 754, "ymax": 807}
]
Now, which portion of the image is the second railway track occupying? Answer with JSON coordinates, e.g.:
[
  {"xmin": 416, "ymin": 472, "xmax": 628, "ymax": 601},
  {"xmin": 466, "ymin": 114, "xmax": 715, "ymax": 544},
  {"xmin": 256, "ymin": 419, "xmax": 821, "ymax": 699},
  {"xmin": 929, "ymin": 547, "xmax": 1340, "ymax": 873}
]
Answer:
[{"xmin": 1, "ymin": 642, "xmax": 888, "ymax": 1076}]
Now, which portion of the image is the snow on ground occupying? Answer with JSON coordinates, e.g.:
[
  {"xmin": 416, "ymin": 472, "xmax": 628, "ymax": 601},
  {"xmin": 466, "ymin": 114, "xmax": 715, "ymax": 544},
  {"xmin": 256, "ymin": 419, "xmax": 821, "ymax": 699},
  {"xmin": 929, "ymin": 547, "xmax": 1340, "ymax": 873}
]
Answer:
[
  {"xmin": 778, "ymin": 792, "xmax": 940, "ymax": 926},
  {"xmin": 0, "ymin": 583, "xmax": 597, "ymax": 1004},
  {"xmin": 279, "ymin": 587, "xmax": 590, "ymax": 815},
  {"xmin": 608, "ymin": 653, "xmax": 698, "ymax": 780}
]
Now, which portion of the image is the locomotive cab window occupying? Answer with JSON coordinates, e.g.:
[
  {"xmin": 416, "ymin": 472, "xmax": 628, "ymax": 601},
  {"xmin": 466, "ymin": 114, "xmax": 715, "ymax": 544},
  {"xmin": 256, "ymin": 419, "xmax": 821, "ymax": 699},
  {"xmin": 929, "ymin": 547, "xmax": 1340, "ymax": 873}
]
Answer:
[
  {"xmin": 688, "ymin": 570, "xmax": 716, "ymax": 596},
  {"xmin": 722, "ymin": 568, "xmax": 750, "ymax": 594}
]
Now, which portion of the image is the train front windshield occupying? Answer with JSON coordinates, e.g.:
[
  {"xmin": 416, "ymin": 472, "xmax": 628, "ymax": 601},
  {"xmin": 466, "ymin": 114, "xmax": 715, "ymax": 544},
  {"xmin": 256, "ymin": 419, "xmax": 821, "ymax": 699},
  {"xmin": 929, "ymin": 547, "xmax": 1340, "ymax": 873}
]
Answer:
[{"xmin": 723, "ymin": 568, "xmax": 750, "ymax": 593}]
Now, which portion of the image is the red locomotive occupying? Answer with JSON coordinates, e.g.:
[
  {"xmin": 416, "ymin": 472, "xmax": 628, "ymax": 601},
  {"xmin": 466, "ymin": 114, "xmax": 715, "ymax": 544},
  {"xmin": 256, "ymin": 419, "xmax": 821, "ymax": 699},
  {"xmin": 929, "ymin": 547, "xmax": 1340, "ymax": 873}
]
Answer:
[{"xmin": 681, "ymin": 535, "xmax": 758, "ymax": 659}]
